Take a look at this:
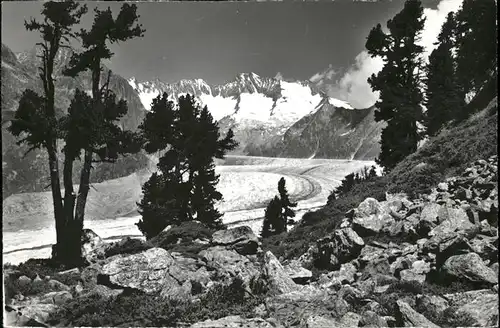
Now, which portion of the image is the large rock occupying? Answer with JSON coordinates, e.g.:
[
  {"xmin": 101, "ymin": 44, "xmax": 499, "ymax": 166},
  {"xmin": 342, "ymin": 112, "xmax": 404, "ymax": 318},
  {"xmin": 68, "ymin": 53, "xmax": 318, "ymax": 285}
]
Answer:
[
  {"xmin": 266, "ymin": 285, "xmax": 343, "ymax": 327},
  {"xmin": 211, "ymin": 226, "xmax": 260, "ymax": 255},
  {"xmin": 443, "ymin": 289, "xmax": 495, "ymax": 307},
  {"xmin": 442, "ymin": 252, "xmax": 498, "ymax": 285},
  {"xmin": 358, "ymin": 310, "xmax": 388, "ymax": 327},
  {"xmin": 428, "ymin": 207, "xmax": 475, "ymax": 237},
  {"xmin": 263, "ymin": 251, "xmax": 298, "ymax": 295},
  {"xmin": 101, "ymin": 247, "xmax": 211, "ymax": 300},
  {"xmin": 449, "ymin": 292, "xmax": 499, "ymax": 327},
  {"xmin": 283, "ymin": 260, "xmax": 312, "ymax": 284},
  {"xmin": 399, "ymin": 260, "xmax": 431, "ymax": 284},
  {"xmin": 395, "ymin": 300, "xmax": 440, "ymax": 328},
  {"xmin": 318, "ymin": 262, "xmax": 357, "ymax": 288},
  {"xmin": 200, "ymin": 246, "xmax": 261, "ymax": 287},
  {"xmin": 81, "ymin": 228, "xmax": 108, "ymax": 263},
  {"xmin": 333, "ymin": 227, "xmax": 365, "ymax": 262},
  {"xmin": 353, "ymin": 198, "xmax": 395, "ymax": 236},
  {"xmin": 39, "ymin": 291, "xmax": 73, "ymax": 306},
  {"xmin": 191, "ymin": 315, "xmax": 277, "ymax": 328},
  {"xmin": 315, "ymin": 227, "xmax": 365, "ymax": 269},
  {"xmin": 415, "ymin": 294, "xmax": 449, "ymax": 318},
  {"xmin": 4, "ymin": 303, "xmax": 57, "ymax": 327}
]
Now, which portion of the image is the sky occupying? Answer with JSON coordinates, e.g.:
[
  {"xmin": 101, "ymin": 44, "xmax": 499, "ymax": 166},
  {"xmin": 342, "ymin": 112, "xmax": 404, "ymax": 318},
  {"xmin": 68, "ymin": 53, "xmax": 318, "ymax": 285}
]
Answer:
[{"xmin": 1, "ymin": 0, "xmax": 462, "ymax": 108}]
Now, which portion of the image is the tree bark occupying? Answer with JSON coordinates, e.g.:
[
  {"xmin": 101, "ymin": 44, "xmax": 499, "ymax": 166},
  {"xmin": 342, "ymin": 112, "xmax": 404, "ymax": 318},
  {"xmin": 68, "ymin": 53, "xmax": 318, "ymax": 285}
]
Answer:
[
  {"xmin": 74, "ymin": 149, "xmax": 93, "ymax": 230},
  {"xmin": 61, "ymin": 150, "xmax": 82, "ymax": 265},
  {"xmin": 47, "ymin": 140, "xmax": 65, "ymax": 259}
]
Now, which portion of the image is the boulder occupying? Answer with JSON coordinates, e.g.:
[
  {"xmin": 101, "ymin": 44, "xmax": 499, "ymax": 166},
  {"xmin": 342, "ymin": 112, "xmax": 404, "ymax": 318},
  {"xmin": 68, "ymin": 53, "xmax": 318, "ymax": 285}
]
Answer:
[
  {"xmin": 318, "ymin": 262, "xmax": 357, "ymax": 288},
  {"xmin": 283, "ymin": 260, "xmax": 312, "ymax": 284},
  {"xmin": 200, "ymin": 246, "xmax": 261, "ymax": 287},
  {"xmin": 359, "ymin": 245, "xmax": 386, "ymax": 264},
  {"xmin": 429, "ymin": 207, "xmax": 475, "ymax": 237},
  {"xmin": 81, "ymin": 228, "xmax": 107, "ymax": 262},
  {"xmin": 266, "ymin": 285, "xmax": 341, "ymax": 326},
  {"xmin": 263, "ymin": 251, "xmax": 298, "ymax": 295},
  {"xmin": 82, "ymin": 284, "xmax": 124, "ymax": 300},
  {"xmin": 415, "ymin": 294, "xmax": 449, "ymax": 317},
  {"xmin": 4, "ymin": 303, "xmax": 57, "ymax": 327},
  {"xmin": 442, "ymin": 252, "xmax": 498, "ymax": 285},
  {"xmin": 47, "ymin": 279, "xmax": 70, "ymax": 291},
  {"xmin": 17, "ymin": 275, "xmax": 32, "ymax": 287},
  {"xmin": 399, "ymin": 260, "xmax": 430, "ymax": 283},
  {"xmin": 101, "ymin": 247, "xmax": 212, "ymax": 301},
  {"xmin": 305, "ymin": 315, "xmax": 339, "ymax": 328},
  {"xmin": 358, "ymin": 310, "xmax": 388, "ymax": 327},
  {"xmin": 420, "ymin": 203, "xmax": 442, "ymax": 224},
  {"xmin": 353, "ymin": 198, "xmax": 395, "ymax": 236},
  {"xmin": 39, "ymin": 291, "xmax": 73, "ymax": 306},
  {"xmin": 314, "ymin": 228, "xmax": 364, "ymax": 270},
  {"xmin": 337, "ymin": 312, "xmax": 362, "ymax": 327},
  {"xmin": 211, "ymin": 226, "xmax": 260, "ymax": 255},
  {"xmin": 333, "ymin": 227, "xmax": 365, "ymax": 262},
  {"xmin": 191, "ymin": 315, "xmax": 277, "ymax": 328},
  {"xmin": 451, "ymin": 293, "xmax": 499, "ymax": 327},
  {"xmin": 297, "ymin": 245, "xmax": 317, "ymax": 268},
  {"xmin": 395, "ymin": 300, "xmax": 440, "ymax": 328}
]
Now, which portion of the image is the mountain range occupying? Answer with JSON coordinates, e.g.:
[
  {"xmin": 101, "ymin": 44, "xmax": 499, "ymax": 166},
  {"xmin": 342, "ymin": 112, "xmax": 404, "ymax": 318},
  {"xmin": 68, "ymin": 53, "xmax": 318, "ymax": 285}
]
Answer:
[
  {"xmin": 2, "ymin": 42, "xmax": 384, "ymax": 198},
  {"xmin": 128, "ymin": 70, "xmax": 384, "ymax": 159}
]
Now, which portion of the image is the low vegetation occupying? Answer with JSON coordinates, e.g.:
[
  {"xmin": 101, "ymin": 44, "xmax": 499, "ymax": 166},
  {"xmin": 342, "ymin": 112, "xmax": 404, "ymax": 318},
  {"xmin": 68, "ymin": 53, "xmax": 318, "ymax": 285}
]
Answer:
[{"xmin": 47, "ymin": 277, "xmax": 268, "ymax": 327}]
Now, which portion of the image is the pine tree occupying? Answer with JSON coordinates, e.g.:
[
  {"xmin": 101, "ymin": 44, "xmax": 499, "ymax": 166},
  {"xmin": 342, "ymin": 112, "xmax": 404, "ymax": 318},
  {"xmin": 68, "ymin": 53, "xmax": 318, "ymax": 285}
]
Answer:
[
  {"xmin": 368, "ymin": 165, "xmax": 377, "ymax": 179},
  {"xmin": 425, "ymin": 12, "xmax": 464, "ymax": 136},
  {"xmin": 59, "ymin": 4, "xmax": 145, "ymax": 263},
  {"xmin": 261, "ymin": 196, "xmax": 282, "ymax": 238},
  {"xmin": 277, "ymin": 177, "xmax": 297, "ymax": 232},
  {"xmin": 366, "ymin": 0, "xmax": 426, "ymax": 171},
  {"xmin": 455, "ymin": 0, "xmax": 497, "ymax": 118},
  {"xmin": 137, "ymin": 93, "xmax": 237, "ymax": 238},
  {"xmin": 8, "ymin": 1, "xmax": 88, "ymax": 266}
]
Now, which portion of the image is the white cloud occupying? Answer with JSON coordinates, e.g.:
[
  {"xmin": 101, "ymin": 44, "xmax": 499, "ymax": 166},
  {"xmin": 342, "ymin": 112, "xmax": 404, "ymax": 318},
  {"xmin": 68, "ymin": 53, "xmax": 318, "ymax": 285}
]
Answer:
[
  {"xmin": 330, "ymin": 0, "xmax": 463, "ymax": 108},
  {"xmin": 327, "ymin": 51, "xmax": 383, "ymax": 109}
]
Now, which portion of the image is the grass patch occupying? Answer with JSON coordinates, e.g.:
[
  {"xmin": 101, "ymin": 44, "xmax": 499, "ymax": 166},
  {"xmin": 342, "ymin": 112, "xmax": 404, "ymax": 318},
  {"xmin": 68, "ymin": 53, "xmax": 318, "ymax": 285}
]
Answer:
[
  {"xmin": 387, "ymin": 111, "xmax": 497, "ymax": 198},
  {"xmin": 104, "ymin": 237, "xmax": 153, "ymax": 258},
  {"xmin": 150, "ymin": 221, "xmax": 214, "ymax": 259},
  {"xmin": 47, "ymin": 277, "xmax": 268, "ymax": 327}
]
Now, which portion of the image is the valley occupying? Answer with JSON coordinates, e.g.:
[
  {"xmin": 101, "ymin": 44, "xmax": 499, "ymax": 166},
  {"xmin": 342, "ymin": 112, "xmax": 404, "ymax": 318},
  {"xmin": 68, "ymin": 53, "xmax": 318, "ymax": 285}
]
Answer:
[{"xmin": 2, "ymin": 155, "xmax": 375, "ymax": 265}]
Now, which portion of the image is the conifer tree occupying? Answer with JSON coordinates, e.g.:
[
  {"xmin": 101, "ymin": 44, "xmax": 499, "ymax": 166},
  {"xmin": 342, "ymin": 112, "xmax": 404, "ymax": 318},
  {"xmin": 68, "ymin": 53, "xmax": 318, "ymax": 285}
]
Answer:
[
  {"xmin": 368, "ymin": 165, "xmax": 377, "ymax": 179},
  {"xmin": 425, "ymin": 12, "xmax": 464, "ymax": 136},
  {"xmin": 261, "ymin": 177, "xmax": 297, "ymax": 238},
  {"xmin": 8, "ymin": 1, "xmax": 87, "ymax": 265},
  {"xmin": 366, "ymin": 0, "xmax": 426, "ymax": 171},
  {"xmin": 277, "ymin": 177, "xmax": 297, "ymax": 232},
  {"xmin": 60, "ymin": 4, "xmax": 145, "ymax": 263},
  {"xmin": 137, "ymin": 93, "xmax": 237, "ymax": 238},
  {"xmin": 454, "ymin": 0, "xmax": 497, "ymax": 118},
  {"xmin": 261, "ymin": 196, "xmax": 282, "ymax": 238}
]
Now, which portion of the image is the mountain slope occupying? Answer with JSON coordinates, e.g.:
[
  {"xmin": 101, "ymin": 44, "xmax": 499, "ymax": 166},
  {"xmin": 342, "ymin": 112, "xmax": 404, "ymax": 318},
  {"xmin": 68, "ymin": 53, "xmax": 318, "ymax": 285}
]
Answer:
[
  {"xmin": 128, "ymin": 72, "xmax": 379, "ymax": 160},
  {"xmin": 1, "ymin": 43, "xmax": 149, "ymax": 199}
]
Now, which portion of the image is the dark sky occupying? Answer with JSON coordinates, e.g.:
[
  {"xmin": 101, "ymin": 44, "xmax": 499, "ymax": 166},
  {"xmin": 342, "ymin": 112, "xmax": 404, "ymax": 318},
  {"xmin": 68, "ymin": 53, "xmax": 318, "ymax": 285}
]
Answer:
[{"xmin": 1, "ymin": 1, "xmax": 440, "ymax": 85}]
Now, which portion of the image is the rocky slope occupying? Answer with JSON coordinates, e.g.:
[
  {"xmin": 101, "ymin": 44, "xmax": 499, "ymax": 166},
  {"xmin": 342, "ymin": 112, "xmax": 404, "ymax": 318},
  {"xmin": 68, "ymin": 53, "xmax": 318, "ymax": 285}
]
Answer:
[
  {"xmin": 4, "ymin": 156, "xmax": 498, "ymax": 327},
  {"xmin": 1, "ymin": 43, "xmax": 149, "ymax": 199},
  {"xmin": 129, "ymin": 72, "xmax": 383, "ymax": 160}
]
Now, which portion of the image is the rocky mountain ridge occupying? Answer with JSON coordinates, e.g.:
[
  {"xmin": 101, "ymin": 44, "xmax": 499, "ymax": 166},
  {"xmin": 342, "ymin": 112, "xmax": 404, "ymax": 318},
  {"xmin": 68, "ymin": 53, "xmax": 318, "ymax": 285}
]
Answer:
[
  {"xmin": 129, "ymin": 72, "xmax": 384, "ymax": 160},
  {"xmin": 4, "ymin": 155, "xmax": 498, "ymax": 327}
]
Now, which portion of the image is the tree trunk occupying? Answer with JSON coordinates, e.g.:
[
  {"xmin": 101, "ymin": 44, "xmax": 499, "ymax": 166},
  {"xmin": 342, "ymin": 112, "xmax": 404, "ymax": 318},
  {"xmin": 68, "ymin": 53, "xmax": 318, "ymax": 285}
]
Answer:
[
  {"xmin": 47, "ymin": 140, "xmax": 65, "ymax": 260},
  {"xmin": 74, "ymin": 149, "xmax": 93, "ymax": 230},
  {"xmin": 60, "ymin": 151, "xmax": 82, "ymax": 265}
]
